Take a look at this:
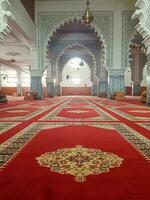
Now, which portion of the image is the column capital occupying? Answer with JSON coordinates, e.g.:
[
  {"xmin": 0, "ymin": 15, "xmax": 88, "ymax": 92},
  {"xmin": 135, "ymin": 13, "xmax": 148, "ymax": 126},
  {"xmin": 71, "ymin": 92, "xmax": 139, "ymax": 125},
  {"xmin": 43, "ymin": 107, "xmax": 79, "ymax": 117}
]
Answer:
[
  {"xmin": 30, "ymin": 69, "xmax": 43, "ymax": 77},
  {"xmin": 108, "ymin": 69, "xmax": 125, "ymax": 76}
]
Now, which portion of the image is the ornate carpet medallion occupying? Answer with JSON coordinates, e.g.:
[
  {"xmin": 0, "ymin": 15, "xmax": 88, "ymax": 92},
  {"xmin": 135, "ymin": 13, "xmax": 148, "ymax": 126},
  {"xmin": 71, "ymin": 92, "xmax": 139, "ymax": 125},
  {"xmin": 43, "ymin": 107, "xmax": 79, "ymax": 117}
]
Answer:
[{"xmin": 36, "ymin": 145, "xmax": 123, "ymax": 182}]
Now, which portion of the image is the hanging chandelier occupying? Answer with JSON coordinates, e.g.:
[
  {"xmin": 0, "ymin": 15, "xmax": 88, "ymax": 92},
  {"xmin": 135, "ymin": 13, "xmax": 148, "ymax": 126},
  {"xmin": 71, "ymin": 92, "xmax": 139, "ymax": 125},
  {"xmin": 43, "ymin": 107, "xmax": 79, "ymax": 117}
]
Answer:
[{"xmin": 82, "ymin": 0, "xmax": 94, "ymax": 24}]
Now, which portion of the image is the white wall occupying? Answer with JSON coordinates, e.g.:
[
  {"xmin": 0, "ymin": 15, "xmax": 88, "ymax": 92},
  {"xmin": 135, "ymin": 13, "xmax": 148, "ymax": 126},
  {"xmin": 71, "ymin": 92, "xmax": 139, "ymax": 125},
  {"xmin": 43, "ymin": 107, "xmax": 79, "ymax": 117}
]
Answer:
[
  {"xmin": 0, "ymin": 67, "xmax": 48, "ymax": 88},
  {"xmin": 22, "ymin": 72, "xmax": 30, "ymax": 87},
  {"xmin": 0, "ymin": 68, "xmax": 30, "ymax": 87},
  {"xmin": 62, "ymin": 58, "xmax": 92, "ymax": 87},
  {"xmin": 0, "ymin": 69, "xmax": 17, "ymax": 87}
]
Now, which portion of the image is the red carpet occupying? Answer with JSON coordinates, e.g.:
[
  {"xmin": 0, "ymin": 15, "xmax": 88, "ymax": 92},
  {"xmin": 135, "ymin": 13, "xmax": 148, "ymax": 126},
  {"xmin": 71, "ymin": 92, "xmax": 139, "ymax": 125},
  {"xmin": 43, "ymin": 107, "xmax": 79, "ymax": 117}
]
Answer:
[
  {"xmin": 58, "ymin": 107, "xmax": 100, "ymax": 119},
  {"xmin": 68, "ymin": 102, "xmax": 88, "ymax": 107},
  {"xmin": 0, "ymin": 107, "xmax": 39, "ymax": 119},
  {"xmin": 115, "ymin": 107, "xmax": 150, "ymax": 118},
  {"xmin": 0, "ymin": 96, "xmax": 150, "ymax": 200},
  {"xmin": 118, "ymin": 96, "xmax": 144, "ymax": 106},
  {"xmin": 89, "ymin": 98, "xmax": 150, "ymax": 139}
]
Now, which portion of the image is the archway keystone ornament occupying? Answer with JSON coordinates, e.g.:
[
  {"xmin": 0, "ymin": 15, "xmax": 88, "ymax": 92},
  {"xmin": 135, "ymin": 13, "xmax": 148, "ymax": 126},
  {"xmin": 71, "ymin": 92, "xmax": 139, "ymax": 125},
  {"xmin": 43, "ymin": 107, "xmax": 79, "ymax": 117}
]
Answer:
[{"xmin": 36, "ymin": 145, "xmax": 124, "ymax": 183}]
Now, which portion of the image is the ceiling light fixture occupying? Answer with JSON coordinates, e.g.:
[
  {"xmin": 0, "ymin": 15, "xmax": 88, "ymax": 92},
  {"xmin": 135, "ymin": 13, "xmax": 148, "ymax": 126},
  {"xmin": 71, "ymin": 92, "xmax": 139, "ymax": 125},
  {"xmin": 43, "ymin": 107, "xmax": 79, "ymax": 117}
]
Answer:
[
  {"xmin": 82, "ymin": 0, "xmax": 94, "ymax": 24},
  {"xmin": 79, "ymin": 60, "xmax": 84, "ymax": 67}
]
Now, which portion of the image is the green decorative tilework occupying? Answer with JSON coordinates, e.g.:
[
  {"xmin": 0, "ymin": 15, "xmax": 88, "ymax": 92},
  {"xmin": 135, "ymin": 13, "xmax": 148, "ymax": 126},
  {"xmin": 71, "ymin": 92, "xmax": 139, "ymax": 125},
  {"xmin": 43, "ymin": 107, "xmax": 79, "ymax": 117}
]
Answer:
[
  {"xmin": 37, "ymin": 11, "xmax": 113, "ymax": 69},
  {"xmin": 122, "ymin": 11, "xmax": 137, "ymax": 69}
]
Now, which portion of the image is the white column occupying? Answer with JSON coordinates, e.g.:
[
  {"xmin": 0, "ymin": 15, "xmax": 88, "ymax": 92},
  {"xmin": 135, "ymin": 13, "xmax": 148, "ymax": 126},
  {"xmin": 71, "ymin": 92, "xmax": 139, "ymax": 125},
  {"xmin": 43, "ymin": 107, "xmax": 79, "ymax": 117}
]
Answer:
[
  {"xmin": 46, "ymin": 62, "xmax": 55, "ymax": 97},
  {"xmin": 146, "ymin": 46, "xmax": 150, "ymax": 105},
  {"xmin": 113, "ymin": 4, "xmax": 122, "ymax": 69},
  {"xmin": 144, "ymin": 39, "xmax": 150, "ymax": 105},
  {"xmin": 55, "ymin": 68, "xmax": 61, "ymax": 96},
  {"xmin": 30, "ymin": 69, "xmax": 43, "ymax": 99},
  {"xmin": 16, "ymin": 70, "xmax": 22, "ymax": 96},
  {"xmin": 30, "ymin": 45, "xmax": 43, "ymax": 98},
  {"xmin": 31, "ymin": 45, "xmax": 38, "ymax": 70},
  {"xmin": 0, "ymin": 65, "xmax": 1, "ymax": 90}
]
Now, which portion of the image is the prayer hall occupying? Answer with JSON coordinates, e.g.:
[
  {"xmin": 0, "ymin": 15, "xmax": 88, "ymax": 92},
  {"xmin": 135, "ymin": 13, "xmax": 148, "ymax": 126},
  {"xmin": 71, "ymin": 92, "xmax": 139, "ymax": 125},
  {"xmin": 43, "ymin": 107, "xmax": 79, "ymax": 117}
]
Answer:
[{"xmin": 0, "ymin": 0, "xmax": 150, "ymax": 199}]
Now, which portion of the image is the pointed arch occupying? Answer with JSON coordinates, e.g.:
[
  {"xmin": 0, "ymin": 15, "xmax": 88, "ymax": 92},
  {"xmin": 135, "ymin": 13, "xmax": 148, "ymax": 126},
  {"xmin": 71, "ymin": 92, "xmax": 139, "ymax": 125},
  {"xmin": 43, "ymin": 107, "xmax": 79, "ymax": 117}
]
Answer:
[
  {"xmin": 56, "ymin": 43, "xmax": 97, "ymax": 83},
  {"xmin": 129, "ymin": 32, "xmax": 147, "ymax": 89},
  {"xmin": 132, "ymin": 0, "xmax": 150, "ymax": 39},
  {"xmin": 45, "ymin": 17, "xmax": 107, "ymax": 67}
]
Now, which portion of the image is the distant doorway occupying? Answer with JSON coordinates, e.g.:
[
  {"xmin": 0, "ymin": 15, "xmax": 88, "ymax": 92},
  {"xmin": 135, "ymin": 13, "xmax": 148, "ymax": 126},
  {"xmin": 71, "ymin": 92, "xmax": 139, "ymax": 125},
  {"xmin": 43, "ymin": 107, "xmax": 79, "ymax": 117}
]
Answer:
[{"xmin": 62, "ymin": 57, "xmax": 92, "ymax": 95}]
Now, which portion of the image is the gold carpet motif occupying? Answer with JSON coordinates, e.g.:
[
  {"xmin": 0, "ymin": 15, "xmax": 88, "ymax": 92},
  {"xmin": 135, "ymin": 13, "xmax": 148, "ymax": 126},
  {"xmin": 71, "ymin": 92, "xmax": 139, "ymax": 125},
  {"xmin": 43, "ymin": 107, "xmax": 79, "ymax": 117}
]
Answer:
[{"xmin": 36, "ymin": 145, "xmax": 123, "ymax": 182}]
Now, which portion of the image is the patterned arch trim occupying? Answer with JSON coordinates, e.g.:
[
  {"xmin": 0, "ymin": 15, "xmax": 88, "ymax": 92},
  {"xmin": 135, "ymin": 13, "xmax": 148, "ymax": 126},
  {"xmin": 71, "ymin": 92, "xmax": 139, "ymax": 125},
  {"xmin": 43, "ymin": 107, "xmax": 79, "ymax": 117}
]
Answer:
[
  {"xmin": 58, "ymin": 59, "xmax": 93, "ymax": 82},
  {"xmin": 132, "ymin": 0, "xmax": 150, "ymax": 39},
  {"xmin": 48, "ymin": 17, "xmax": 106, "ymax": 46},
  {"xmin": 128, "ymin": 31, "xmax": 147, "ymax": 82},
  {"xmin": 37, "ymin": 11, "xmax": 113, "ymax": 69},
  {"xmin": 56, "ymin": 43, "xmax": 97, "ymax": 72},
  {"xmin": 45, "ymin": 17, "xmax": 106, "ymax": 65},
  {"xmin": 0, "ymin": 0, "xmax": 13, "ymax": 42},
  {"xmin": 55, "ymin": 43, "xmax": 97, "ymax": 82}
]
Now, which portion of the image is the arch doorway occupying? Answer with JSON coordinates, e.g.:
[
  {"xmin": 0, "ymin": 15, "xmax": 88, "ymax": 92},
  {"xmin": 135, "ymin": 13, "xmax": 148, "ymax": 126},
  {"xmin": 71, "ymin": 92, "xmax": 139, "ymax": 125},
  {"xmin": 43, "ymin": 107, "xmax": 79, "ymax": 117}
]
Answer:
[
  {"xmin": 62, "ymin": 57, "xmax": 92, "ymax": 95},
  {"xmin": 46, "ymin": 19, "xmax": 107, "ymax": 97}
]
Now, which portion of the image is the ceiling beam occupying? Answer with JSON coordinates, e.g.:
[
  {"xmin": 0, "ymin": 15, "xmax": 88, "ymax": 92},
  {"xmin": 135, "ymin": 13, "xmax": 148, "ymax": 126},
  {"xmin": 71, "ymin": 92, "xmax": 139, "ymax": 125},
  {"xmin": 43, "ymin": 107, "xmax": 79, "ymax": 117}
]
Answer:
[{"xmin": 0, "ymin": 58, "xmax": 29, "ymax": 74}]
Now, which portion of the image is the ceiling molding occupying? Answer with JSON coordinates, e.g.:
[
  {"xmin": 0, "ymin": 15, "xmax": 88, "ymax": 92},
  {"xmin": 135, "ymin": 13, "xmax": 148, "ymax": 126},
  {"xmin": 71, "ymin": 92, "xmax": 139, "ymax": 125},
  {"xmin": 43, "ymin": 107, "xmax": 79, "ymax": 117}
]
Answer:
[{"xmin": 0, "ymin": 58, "xmax": 29, "ymax": 74}]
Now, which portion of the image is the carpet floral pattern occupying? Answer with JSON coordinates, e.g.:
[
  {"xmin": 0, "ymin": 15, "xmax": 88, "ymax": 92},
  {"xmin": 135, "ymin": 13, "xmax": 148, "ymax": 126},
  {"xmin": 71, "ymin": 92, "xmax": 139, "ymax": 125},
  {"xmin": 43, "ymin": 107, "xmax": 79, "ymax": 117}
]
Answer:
[
  {"xmin": 0, "ymin": 121, "xmax": 150, "ymax": 170},
  {"xmin": 36, "ymin": 145, "xmax": 123, "ymax": 182},
  {"xmin": 0, "ymin": 122, "xmax": 21, "ymax": 134},
  {"xmin": 0, "ymin": 106, "xmax": 50, "ymax": 121},
  {"xmin": 39, "ymin": 99, "xmax": 117, "ymax": 121},
  {"xmin": 104, "ymin": 105, "xmax": 150, "ymax": 121},
  {"xmin": 0, "ymin": 96, "xmax": 150, "ymax": 200}
]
